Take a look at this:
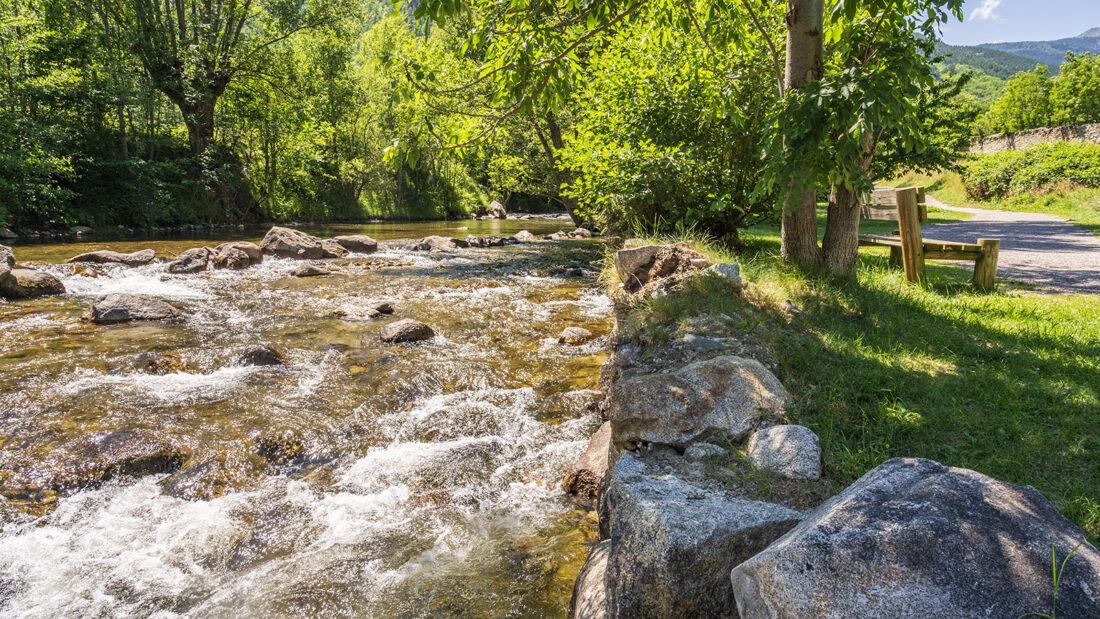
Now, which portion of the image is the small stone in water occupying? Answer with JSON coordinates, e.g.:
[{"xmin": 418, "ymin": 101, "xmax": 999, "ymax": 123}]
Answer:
[
  {"xmin": 292, "ymin": 264, "xmax": 330, "ymax": 278},
  {"xmin": 559, "ymin": 327, "xmax": 595, "ymax": 346},
  {"xmin": 380, "ymin": 319, "xmax": 435, "ymax": 343},
  {"xmin": 237, "ymin": 345, "xmax": 286, "ymax": 367}
]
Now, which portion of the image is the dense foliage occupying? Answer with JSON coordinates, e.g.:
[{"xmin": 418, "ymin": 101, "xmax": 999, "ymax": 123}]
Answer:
[
  {"xmin": 962, "ymin": 142, "xmax": 1100, "ymax": 200},
  {"xmin": 979, "ymin": 53, "xmax": 1100, "ymax": 135}
]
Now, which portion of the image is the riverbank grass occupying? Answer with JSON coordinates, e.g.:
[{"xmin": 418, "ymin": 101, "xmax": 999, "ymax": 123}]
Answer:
[{"xmin": 613, "ymin": 221, "xmax": 1100, "ymax": 542}]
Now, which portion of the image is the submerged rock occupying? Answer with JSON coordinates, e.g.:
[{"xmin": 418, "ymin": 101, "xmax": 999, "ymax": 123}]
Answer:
[
  {"xmin": 608, "ymin": 355, "xmax": 789, "ymax": 448},
  {"xmin": 117, "ymin": 352, "xmax": 189, "ymax": 375},
  {"xmin": 569, "ymin": 540, "xmax": 610, "ymax": 619},
  {"xmin": 411, "ymin": 235, "xmax": 470, "ymax": 252},
  {"xmin": 67, "ymin": 249, "xmax": 156, "ymax": 266},
  {"xmin": 380, "ymin": 319, "xmax": 435, "ymax": 343},
  {"xmin": 563, "ymin": 422, "xmax": 611, "ymax": 507},
  {"xmin": 602, "ymin": 452, "xmax": 801, "ymax": 618},
  {"xmin": 0, "ymin": 269, "xmax": 66, "ymax": 299},
  {"xmin": 167, "ymin": 247, "xmax": 214, "ymax": 274},
  {"xmin": 614, "ymin": 244, "xmax": 712, "ymax": 292},
  {"xmin": 560, "ymin": 327, "xmax": 596, "ymax": 346},
  {"xmin": 236, "ymin": 345, "xmax": 286, "ymax": 367},
  {"xmin": 259, "ymin": 226, "xmax": 324, "ymax": 259},
  {"xmin": 83, "ymin": 293, "xmax": 183, "ymax": 324},
  {"xmin": 332, "ymin": 234, "xmax": 379, "ymax": 254},
  {"xmin": 292, "ymin": 264, "xmax": 330, "ymax": 278},
  {"xmin": 745, "ymin": 424, "xmax": 822, "ymax": 480},
  {"xmin": 320, "ymin": 239, "xmax": 349, "ymax": 259},
  {"xmin": 332, "ymin": 300, "xmax": 394, "ymax": 321},
  {"xmin": 731, "ymin": 457, "xmax": 1100, "ymax": 619}
]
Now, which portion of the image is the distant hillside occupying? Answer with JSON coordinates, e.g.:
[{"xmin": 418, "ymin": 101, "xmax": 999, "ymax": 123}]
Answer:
[
  {"xmin": 979, "ymin": 28, "xmax": 1100, "ymax": 68},
  {"xmin": 936, "ymin": 42, "xmax": 1047, "ymax": 79}
]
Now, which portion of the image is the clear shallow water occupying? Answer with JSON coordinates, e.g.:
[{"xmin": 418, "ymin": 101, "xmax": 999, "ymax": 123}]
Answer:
[{"xmin": 0, "ymin": 221, "xmax": 610, "ymax": 617}]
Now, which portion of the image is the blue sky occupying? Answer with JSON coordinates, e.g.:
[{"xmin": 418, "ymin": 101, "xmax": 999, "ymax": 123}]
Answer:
[{"xmin": 938, "ymin": 0, "xmax": 1100, "ymax": 45}]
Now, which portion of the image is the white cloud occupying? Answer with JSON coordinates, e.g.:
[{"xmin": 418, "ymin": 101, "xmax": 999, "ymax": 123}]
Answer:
[{"xmin": 970, "ymin": 0, "xmax": 1003, "ymax": 22}]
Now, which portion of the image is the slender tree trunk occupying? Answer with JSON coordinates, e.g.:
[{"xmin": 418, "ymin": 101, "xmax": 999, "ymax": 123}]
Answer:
[
  {"xmin": 822, "ymin": 183, "xmax": 862, "ymax": 277},
  {"xmin": 780, "ymin": 0, "xmax": 825, "ymax": 271}
]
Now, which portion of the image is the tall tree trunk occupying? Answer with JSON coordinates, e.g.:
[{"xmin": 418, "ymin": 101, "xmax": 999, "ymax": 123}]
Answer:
[
  {"xmin": 780, "ymin": 0, "xmax": 825, "ymax": 271},
  {"xmin": 176, "ymin": 98, "xmax": 217, "ymax": 157},
  {"xmin": 822, "ymin": 131, "xmax": 877, "ymax": 278}
]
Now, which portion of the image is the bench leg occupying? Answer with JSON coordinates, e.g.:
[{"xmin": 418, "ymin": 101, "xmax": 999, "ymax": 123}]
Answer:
[{"xmin": 972, "ymin": 238, "xmax": 1000, "ymax": 291}]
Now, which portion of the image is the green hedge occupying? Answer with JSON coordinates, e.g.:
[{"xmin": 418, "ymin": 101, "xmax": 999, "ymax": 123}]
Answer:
[{"xmin": 963, "ymin": 142, "xmax": 1100, "ymax": 200}]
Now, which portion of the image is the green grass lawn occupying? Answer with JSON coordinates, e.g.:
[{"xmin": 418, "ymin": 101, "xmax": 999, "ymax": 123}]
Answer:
[
  {"xmin": 615, "ymin": 220, "xmax": 1100, "ymax": 542},
  {"xmin": 892, "ymin": 169, "xmax": 1100, "ymax": 236}
]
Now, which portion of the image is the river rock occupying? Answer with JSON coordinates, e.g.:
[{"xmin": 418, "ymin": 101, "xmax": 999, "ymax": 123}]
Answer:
[
  {"xmin": 411, "ymin": 236, "xmax": 470, "ymax": 252},
  {"xmin": 333, "ymin": 300, "xmax": 394, "ymax": 321},
  {"xmin": 259, "ymin": 226, "xmax": 324, "ymax": 259},
  {"xmin": 67, "ymin": 248, "xmax": 157, "ymax": 266},
  {"xmin": 71, "ymin": 226, "xmax": 93, "ymax": 235},
  {"xmin": 212, "ymin": 247, "xmax": 251, "ymax": 270},
  {"xmin": 487, "ymin": 200, "xmax": 508, "ymax": 219},
  {"xmin": 513, "ymin": 230, "xmax": 538, "ymax": 243},
  {"xmin": 83, "ymin": 293, "xmax": 183, "ymax": 324},
  {"xmin": 292, "ymin": 263, "xmax": 330, "ymax": 278},
  {"xmin": 604, "ymin": 452, "xmax": 801, "ymax": 618},
  {"xmin": 320, "ymin": 239, "xmax": 349, "ymax": 259},
  {"xmin": 569, "ymin": 540, "xmax": 610, "ymax": 619},
  {"xmin": 332, "ymin": 235, "xmax": 379, "ymax": 254},
  {"xmin": 237, "ymin": 345, "xmax": 286, "ymax": 367},
  {"xmin": 0, "ymin": 244, "xmax": 13, "ymax": 279},
  {"xmin": 608, "ymin": 355, "xmax": 789, "ymax": 449},
  {"xmin": 0, "ymin": 269, "xmax": 66, "ymax": 299},
  {"xmin": 0, "ymin": 228, "xmax": 16, "ymax": 239},
  {"xmin": 614, "ymin": 244, "xmax": 712, "ymax": 292},
  {"xmin": 572, "ymin": 227, "xmax": 593, "ymax": 239},
  {"xmin": 560, "ymin": 327, "xmax": 595, "ymax": 346},
  {"xmin": 563, "ymin": 422, "xmax": 612, "ymax": 507},
  {"xmin": 380, "ymin": 319, "xmax": 435, "ymax": 343},
  {"xmin": 746, "ymin": 424, "xmax": 821, "ymax": 480},
  {"xmin": 706, "ymin": 262, "xmax": 743, "ymax": 292},
  {"xmin": 118, "ymin": 352, "xmax": 189, "ymax": 375},
  {"xmin": 465, "ymin": 235, "xmax": 507, "ymax": 248},
  {"xmin": 731, "ymin": 457, "xmax": 1100, "ymax": 619},
  {"xmin": 215, "ymin": 241, "xmax": 263, "ymax": 266},
  {"xmin": 167, "ymin": 247, "xmax": 214, "ymax": 274}
]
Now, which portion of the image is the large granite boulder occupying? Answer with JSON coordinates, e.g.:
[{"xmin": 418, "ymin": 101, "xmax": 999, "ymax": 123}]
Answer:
[
  {"xmin": 563, "ymin": 422, "xmax": 612, "ymax": 507},
  {"xmin": 608, "ymin": 355, "xmax": 789, "ymax": 449},
  {"xmin": 614, "ymin": 244, "xmax": 712, "ymax": 292},
  {"xmin": 602, "ymin": 452, "xmax": 801, "ymax": 618},
  {"xmin": 745, "ymin": 425, "xmax": 822, "ymax": 480},
  {"xmin": 167, "ymin": 247, "xmax": 214, "ymax": 274},
  {"xmin": 214, "ymin": 241, "xmax": 263, "ymax": 268},
  {"xmin": 1, "ymin": 244, "xmax": 14, "ymax": 280},
  {"xmin": 332, "ymin": 235, "xmax": 379, "ymax": 254},
  {"xmin": 66, "ymin": 249, "xmax": 156, "ymax": 266},
  {"xmin": 380, "ymin": 319, "xmax": 435, "ymax": 343},
  {"xmin": 83, "ymin": 293, "xmax": 183, "ymax": 324},
  {"xmin": 259, "ymin": 226, "xmax": 324, "ymax": 259},
  {"xmin": 731, "ymin": 458, "xmax": 1100, "ymax": 619},
  {"xmin": 0, "ymin": 269, "xmax": 66, "ymax": 299}
]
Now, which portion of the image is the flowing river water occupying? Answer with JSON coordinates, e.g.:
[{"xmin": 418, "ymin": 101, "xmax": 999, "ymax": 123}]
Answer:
[{"xmin": 0, "ymin": 219, "xmax": 612, "ymax": 617}]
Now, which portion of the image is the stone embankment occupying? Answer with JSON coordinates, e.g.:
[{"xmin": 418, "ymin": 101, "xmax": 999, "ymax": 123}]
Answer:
[
  {"xmin": 566, "ymin": 241, "xmax": 1100, "ymax": 618},
  {"xmin": 970, "ymin": 122, "xmax": 1100, "ymax": 154}
]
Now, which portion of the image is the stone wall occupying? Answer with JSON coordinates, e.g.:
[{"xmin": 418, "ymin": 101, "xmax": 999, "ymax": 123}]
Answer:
[{"xmin": 970, "ymin": 123, "xmax": 1100, "ymax": 154}]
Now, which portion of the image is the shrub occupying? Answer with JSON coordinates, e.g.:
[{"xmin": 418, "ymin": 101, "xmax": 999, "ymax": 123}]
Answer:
[{"xmin": 962, "ymin": 142, "xmax": 1100, "ymax": 200}]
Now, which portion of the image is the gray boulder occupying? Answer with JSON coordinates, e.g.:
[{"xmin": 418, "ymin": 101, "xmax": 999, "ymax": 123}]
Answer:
[
  {"xmin": 259, "ymin": 226, "xmax": 324, "ymax": 259},
  {"xmin": 614, "ymin": 244, "xmax": 712, "ymax": 292},
  {"xmin": 83, "ymin": 293, "xmax": 183, "ymax": 324},
  {"xmin": 0, "ymin": 244, "xmax": 13, "ymax": 280},
  {"xmin": 332, "ymin": 300, "xmax": 394, "ymax": 321},
  {"xmin": 707, "ymin": 262, "xmax": 743, "ymax": 292},
  {"xmin": 0, "ymin": 269, "xmax": 66, "ymax": 299},
  {"xmin": 572, "ymin": 227, "xmax": 593, "ymax": 239},
  {"xmin": 411, "ymin": 236, "xmax": 470, "ymax": 252},
  {"xmin": 212, "ymin": 247, "xmax": 251, "ymax": 270},
  {"xmin": 487, "ymin": 200, "xmax": 508, "ymax": 219},
  {"xmin": 71, "ymin": 225, "xmax": 93, "ymax": 235},
  {"xmin": 513, "ymin": 230, "xmax": 538, "ymax": 243},
  {"xmin": 563, "ymin": 422, "xmax": 612, "ymax": 507},
  {"xmin": 332, "ymin": 235, "xmax": 379, "ymax": 254},
  {"xmin": 167, "ymin": 247, "xmax": 214, "ymax": 274},
  {"xmin": 0, "ymin": 228, "xmax": 16, "ymax": 239},
  {"xmin": 67, "ymin": 249, "xmax": 156, "ymax": 266},
  {"xmin": 320, "ymin": 239, "xmax": 349, "ymax": 259},
  {"xmin": 608, "ymin": 355, "xmax": 789, "ymax": 449},
  {"xmin": 215, "ymin": 241, "xmax": 263, "ymax": 266},
  {"xmin": 746, "ymin": 425, "xmax": 822, "ymax": 480},
  {"xmin": 605, "ymin": 452, "xmax": 801, "ymax": 618},
  {"xmin": 560, "ymin": 327, "xmax": 595, "ymax": 346},
  {"xmin": 569, "ymin": 540, "xmax": 610, "ymax": 619},
  {"xmin": 731, "ymin": 458, "xmax": 1100, "ymax": 619},
  {"xmin": 380, "ymin": 319, "xmax": 435, "ymax": 343},
  {"xmin": 292, "ymin": 264, "xmax": 330, "ymax": 278}
]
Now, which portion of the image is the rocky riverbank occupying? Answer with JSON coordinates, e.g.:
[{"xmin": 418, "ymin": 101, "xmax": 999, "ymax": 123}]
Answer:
[{"xmin": 567, "ymin": 241, "xmax": 1100, "ymax": 618}]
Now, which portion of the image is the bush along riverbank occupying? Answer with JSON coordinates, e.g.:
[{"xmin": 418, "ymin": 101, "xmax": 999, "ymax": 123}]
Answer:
[{"xmin": 564, "ymin": 240, "xmax": 1100, "ymax": 618}]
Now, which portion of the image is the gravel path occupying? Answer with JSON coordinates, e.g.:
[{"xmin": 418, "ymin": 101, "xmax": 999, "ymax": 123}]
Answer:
[{"xmin": 921, "ymin": 197, "xmax": 1100, "ymax": 294}]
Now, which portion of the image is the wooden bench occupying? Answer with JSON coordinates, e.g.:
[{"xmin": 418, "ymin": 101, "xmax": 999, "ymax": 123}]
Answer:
[
  {"xmin": 861, "ymin": 187, "xmax": 928, "ymax": 223},
  {"xmin": 858, "ymin": 187, "xmax": 1000, "ymax": 291}
]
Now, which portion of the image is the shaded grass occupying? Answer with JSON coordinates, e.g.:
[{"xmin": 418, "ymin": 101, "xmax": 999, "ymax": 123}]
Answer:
[
  {"xmin": 893, "ymin": 169, "xmax": 1100, "ymax": 236},
  {"xmin": 615, "ymin": 222, "xmax": 1100, "ymax": 542}
]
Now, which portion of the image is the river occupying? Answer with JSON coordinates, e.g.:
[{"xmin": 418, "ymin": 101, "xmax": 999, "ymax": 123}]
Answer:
[{"xmin": 0, "ymin": 219, "xmax": 611, "ymax": 617}]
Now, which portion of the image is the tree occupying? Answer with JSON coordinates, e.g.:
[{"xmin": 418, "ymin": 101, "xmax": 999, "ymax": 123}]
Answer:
[
  {"xmin": 1050, "ymin": 52, "xmax": 1100, "ymax": 127},
  {"xmin": 984, "ymin": 65, "xmax": 1052, "ymax": 133}
]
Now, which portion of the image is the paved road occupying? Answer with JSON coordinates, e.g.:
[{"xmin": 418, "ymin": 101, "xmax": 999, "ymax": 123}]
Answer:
[{"xmin": 922, "ymin": 197, "xmax": 1100, "ymax": 294}]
